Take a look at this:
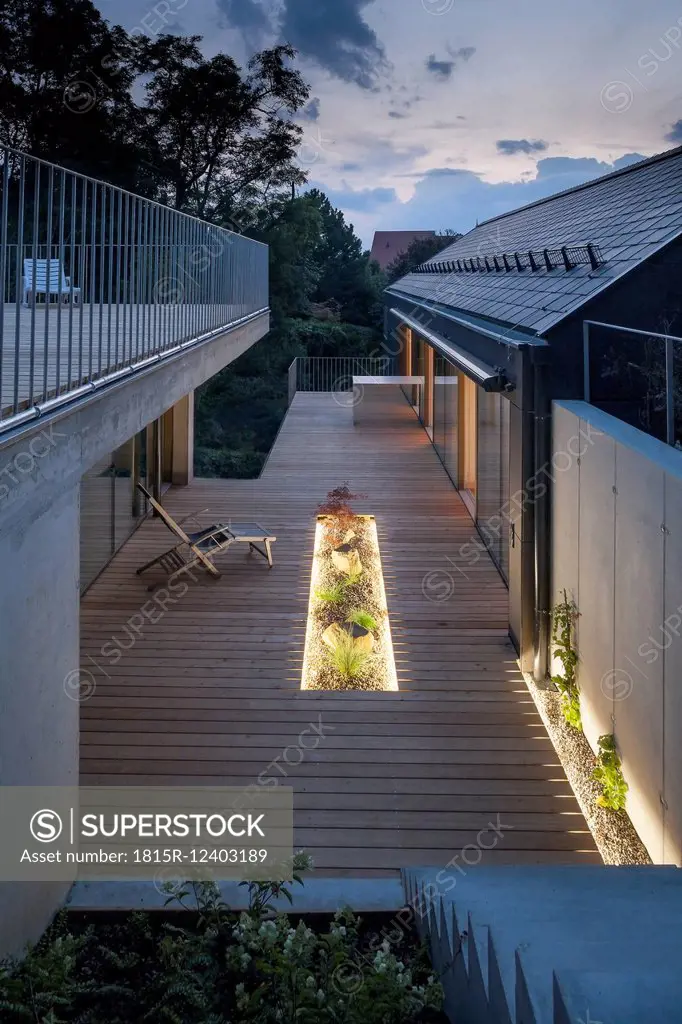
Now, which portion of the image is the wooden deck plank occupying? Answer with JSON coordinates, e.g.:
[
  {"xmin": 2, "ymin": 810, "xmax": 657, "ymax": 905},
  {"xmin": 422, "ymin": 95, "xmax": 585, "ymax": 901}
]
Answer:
[
  {"xmin": 79, "ymin": 388, "xmax": 599, "ymax": 873},
  {"xmin": 1, "ymin": 303, "xmax": 250, "ymax": 415}
]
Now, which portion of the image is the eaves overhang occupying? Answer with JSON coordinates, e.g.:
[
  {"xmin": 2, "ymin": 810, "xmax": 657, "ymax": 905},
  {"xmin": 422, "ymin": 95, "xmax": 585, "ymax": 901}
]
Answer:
[{"xmin": 386, "ymin": 292, "xmax": 548, "ymax": 394}]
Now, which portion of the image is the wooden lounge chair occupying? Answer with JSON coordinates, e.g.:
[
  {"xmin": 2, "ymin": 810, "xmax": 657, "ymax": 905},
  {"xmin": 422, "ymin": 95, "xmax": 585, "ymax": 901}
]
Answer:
[
  {"xmin": 134, "ymin": 483, "xmax": 275, "ymax": 584},
  {"xmin": 22, "ymin": 258, "xmax": 81, "ymax": 306}
]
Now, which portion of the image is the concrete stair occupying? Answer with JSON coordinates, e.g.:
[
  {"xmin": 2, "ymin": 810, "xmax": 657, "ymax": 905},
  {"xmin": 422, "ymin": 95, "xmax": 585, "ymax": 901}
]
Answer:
[{"xmin": 402, "ymin": 866, "xmax": 682, "ymax": 1024}]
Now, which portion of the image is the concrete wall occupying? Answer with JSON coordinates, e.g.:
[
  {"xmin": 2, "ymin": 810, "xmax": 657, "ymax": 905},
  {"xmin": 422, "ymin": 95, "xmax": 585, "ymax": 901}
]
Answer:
[
  {"xmin": 0, "ymin": 312, "xmax": 269, "ymax": 537},
  {"xmin": 0, "ymin": 484, "xmax": 80, "ymax": 954},
  {"xmin": 552, "ymin": 400, "xmax": 682, "ymax": 864},
  {"xmin": 0, "ymin": 312, "xmax": 269, "ymax": 956}
]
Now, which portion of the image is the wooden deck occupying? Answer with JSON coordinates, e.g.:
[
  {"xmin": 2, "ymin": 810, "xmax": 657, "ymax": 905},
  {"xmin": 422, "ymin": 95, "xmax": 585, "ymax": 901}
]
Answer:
[
  {"xmin": 80, "ymin": 388, "xmax": 600, "ymax": 874},
  {"xmin": 0, "ymin": 302, "xmax": 250, "ymax": 415}
]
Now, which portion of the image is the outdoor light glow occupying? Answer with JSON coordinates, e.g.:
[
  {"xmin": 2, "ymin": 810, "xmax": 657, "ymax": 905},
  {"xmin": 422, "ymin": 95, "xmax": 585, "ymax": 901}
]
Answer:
[
  {"xmin": 301, "ymin": 516, "xmax": 398, "ymax": 692},
  {"xmin": 368, "ymin": 517, "xmax": 399, "ymax": 693},
  {"xmin": 300, "ymin": 520, "xmax": 325, "ymax": 692}
]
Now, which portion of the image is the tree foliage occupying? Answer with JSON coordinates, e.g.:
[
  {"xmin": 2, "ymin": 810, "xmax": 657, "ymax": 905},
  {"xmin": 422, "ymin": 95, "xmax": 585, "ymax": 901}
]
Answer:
[
  {"xmin": 0, "ymin": 0, "xmax": 309, "ymax": 215},
  {"xmin": 0, "ymin": 0, "xmax": 459, "ymax": 480},
  {"xmin": 385, "ymin": 230, "xmax": 462, "ymax": 284},
  {"xmin": 135, "ymin": 37, "xmax": 308, "ymax": 218}
]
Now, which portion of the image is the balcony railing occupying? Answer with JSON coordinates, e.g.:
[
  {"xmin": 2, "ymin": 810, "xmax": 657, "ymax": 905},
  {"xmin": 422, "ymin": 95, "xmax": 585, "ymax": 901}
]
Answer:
[
  {"xmin": 583, "ymin": 320, "xmax": 681, "ymax": 448},
  {"xmin": 287, "ymin": 356, "xmax": 397, "ymax": 405},
  {"xmin": 0, "ymin": 148, "xmax": 268, "ymax": 432}
]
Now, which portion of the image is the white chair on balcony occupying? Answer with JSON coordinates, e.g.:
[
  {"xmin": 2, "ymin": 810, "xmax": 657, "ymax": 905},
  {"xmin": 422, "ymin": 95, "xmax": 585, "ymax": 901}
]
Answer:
[{"xmin": 22, "ymin": 258, "xmax": 81, "ymax": 306}]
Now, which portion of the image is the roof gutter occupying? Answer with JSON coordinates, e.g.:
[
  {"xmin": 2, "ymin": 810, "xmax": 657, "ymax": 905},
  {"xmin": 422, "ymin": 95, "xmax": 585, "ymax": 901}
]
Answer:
[
  {"xmin": 386, "ymin": 287, "xmax": 547, "ymax": 348},
  {"xmin": 388, "ymin": 306, "xmax": 513, "ymax": 392}
]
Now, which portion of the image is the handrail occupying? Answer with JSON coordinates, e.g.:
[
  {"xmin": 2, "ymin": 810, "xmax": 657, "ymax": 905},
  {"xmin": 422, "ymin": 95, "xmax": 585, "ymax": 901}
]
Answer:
[
  {"xmin": 0, "ymin": 147, "xmax": 269, "ymax": 424},
  {"xmin": 288, "ymin": 356, "xmax": 397, "ymax": 404},
  {"xmin": 583, "ymin": 319, "xmax": 681, "ymax": 448}
]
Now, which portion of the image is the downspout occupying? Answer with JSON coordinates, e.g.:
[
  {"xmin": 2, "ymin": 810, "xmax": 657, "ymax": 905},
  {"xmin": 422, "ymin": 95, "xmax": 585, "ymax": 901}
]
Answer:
[{"xmin": 532, "ymin": 351, "xmax": 551, "ymax": 682}]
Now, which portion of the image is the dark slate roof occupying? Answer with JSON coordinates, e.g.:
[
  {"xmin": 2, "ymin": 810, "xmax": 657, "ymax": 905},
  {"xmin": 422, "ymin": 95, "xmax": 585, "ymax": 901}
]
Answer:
[{"xmin": 388, "ymin": 146, "xmax": 682, "ymax": 335}]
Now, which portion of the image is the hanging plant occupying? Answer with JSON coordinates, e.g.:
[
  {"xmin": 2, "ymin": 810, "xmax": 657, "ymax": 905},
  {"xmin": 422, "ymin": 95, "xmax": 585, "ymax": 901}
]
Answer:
[
  {"xmin": 593, "ymin": 734, "xmax": 629, "ymax": 810},
  {"xmin": 551, "ymin": 589, "xmax": 582, "ymax": 730}
]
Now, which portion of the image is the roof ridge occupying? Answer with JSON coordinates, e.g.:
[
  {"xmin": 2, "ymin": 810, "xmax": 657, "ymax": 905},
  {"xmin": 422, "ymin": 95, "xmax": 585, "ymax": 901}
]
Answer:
[{"xmin": 473, "ymin": 144, "xmax": 682, "ymax": 231}]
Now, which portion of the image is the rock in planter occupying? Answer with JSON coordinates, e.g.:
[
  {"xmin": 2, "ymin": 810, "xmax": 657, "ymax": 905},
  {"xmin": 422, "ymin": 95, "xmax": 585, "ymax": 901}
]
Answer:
[
  {"xmin": 331, "ymin": 543, "xmax": 362, "ymax": 576},
  {"xmin": 322, "ymin": 621, "xmax": 374, "ymax": 654}
]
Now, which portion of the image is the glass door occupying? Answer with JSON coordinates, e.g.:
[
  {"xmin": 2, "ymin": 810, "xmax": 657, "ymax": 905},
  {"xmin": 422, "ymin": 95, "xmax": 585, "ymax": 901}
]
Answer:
[{"xmin": 476, "ymin": 391, "xmax": 511, "ymax": 581}]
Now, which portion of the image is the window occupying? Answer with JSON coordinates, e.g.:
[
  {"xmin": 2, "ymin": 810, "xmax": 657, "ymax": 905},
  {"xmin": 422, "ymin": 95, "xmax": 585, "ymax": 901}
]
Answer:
[
  {"xmin": 476, "ymin": 391, "xmax": 510, "ymax": 581},
  {"xmin": 459, "ymin": 374, "xmax": 477, "ymax": 513},
  {"xmin": 79, "ymin": 426, "xmax": 151, "ymax": 592}
]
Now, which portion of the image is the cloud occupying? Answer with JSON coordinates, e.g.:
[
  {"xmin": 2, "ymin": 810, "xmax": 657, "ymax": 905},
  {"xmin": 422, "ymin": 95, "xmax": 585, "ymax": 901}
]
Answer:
[
  {"xmin": 341, "ymin": 135, "xmax": 429, "ymax": 175},
  {"xmin": 306, "ymin": 181, "xmax": 397, "ymax": 212},
  {"xmin": 301, "ymin": 97, "xmax": 321, "ymax": 121},
  {"xmin": 450, "ymin": 45, "xmax": 476, "ymax": 62},
  {"xmin": 496, "ymin": 139, "xmax": 549, "ymax": 156},
  {"xmin": 280, "ymin": 0, "xmax": 388, "ymax": 89},
  {"xmin": 613, "ymin": 153, "xmax": 646, "ymax": 170},
  {"xmin": 425, "ymin": 46, "xmax": 475, "ymax": 81},
  {"xmin": 344, "ymin": 153, "xmax": 648, "ymax": 247},
  {"xmin": 217, "ymin": 0, "xmax": 271, "ymax": 43},
  {"xmin": 425, "ymin": 55, "xmax": 455, "ymax": 80},
  {"xmin": 665, "ymin": 119, "xmax": 682, "ymax": 143},
  {"xmin": 534, "ymin": 155, "xmax": 613, "ymax": 179}
]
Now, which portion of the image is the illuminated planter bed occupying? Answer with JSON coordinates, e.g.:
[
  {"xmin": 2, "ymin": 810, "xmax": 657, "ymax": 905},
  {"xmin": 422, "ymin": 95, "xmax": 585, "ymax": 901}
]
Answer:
[{"xmin": 301, "ymin": 513, "xmax": 398, "ymax": 691}]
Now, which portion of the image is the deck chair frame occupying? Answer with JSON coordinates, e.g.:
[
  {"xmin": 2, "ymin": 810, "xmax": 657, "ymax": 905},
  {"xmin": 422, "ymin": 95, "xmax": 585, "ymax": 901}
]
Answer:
[{"xmin": 134, "ymin": 484, "xmax": 275, "ymax": 585}]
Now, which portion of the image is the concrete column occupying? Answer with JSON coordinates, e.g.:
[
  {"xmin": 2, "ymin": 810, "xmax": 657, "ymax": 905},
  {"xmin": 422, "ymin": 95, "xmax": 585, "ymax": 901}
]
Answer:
[
  {"xmin": 401, "ymin": 327, "xmax": 413, "ymax": 404},
  {"xmin": 0, "ymin": 483, "xmax": 80, "ymax": 955},
  {"xmin": 424, "ymin": 344, "xmax": 435, "ymax": 432},
  {"xmin": 170, "ymin": 392, "xmax": 194, "ymax": 487}
]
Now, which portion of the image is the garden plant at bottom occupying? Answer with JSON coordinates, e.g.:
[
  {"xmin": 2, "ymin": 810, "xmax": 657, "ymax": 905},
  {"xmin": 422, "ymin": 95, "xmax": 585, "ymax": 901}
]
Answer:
[{"xmin": 0, "ymin": 861, "xmax": 445, "ymax": 1023}]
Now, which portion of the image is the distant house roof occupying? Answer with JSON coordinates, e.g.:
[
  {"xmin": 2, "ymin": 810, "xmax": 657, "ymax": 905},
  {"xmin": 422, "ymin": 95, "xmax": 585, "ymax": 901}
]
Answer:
[
  {"xmin": 370, "ymin": 230, "xmax": 436, "ymax": 270},
  {"xmin": 388, "ymin": 146, "xmax": 682, "ymax": 336}
]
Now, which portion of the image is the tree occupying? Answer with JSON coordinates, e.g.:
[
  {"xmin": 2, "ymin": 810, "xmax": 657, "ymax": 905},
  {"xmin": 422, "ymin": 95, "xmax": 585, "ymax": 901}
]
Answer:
[
  {"xmin": 135, "ymin": 37, "xmax": 309, "ymax": 219},
  {"xmin": 250, "ymin": 194, "xmax": 323, "ymax": 320},
  {"xmin": 0, "ymin": 0, "xmax": 140, "ymax": 186},
  {"xmin": 0, "ymin": 0, "xmax": 310, "ymax": 213},
  {"xmin": 385, "ymin": 230, "xmax": 462, "ymax": 284},
  {"xmin": 304, "ymin": 189, "xmax": 384, "ymax": 327}
]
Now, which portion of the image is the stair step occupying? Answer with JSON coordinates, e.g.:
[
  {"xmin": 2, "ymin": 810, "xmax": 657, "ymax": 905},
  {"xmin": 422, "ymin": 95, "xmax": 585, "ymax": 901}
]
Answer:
[
  {"xmin": 553, "ymin": 967, "xmax": 682, "ymax": 1024},
  {"xmin": 401, "ymin": 866, "xmax": 682, "ymax": 1024},
  {"xmin": 517, "ymin": 935, "xmax": 682, "ymax": 1024}
]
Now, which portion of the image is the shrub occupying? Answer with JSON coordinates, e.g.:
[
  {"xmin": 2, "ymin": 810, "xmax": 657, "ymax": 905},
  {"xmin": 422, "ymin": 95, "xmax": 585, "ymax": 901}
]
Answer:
[
  {"xmin": 346, "ymin": 609, "xmax": 378, "ymax": 632},
  {"xmin": 316, "ymin": 581, "xmax": 348, "ymax": 605},
  {"xmin": 0, "ymin": 854, "xmax": 444, "ymax": 1024},
  {"xmin": 593, "ymin": 734, "xmax": 629, "ymax": 810},
  {"xmin": 327, "ymin": 632, "xmax": 371, "ymax": 681},
  {"xmin": 318, "ymin": 483, "xmax": 366, "ymax": 543},
  {"xmin": 344, "ymin": 566, "xmax": 364, "ymax": 588},
  {"xmin": 551, "ymin": 590, "xmax": 582, "ymax": 730}
]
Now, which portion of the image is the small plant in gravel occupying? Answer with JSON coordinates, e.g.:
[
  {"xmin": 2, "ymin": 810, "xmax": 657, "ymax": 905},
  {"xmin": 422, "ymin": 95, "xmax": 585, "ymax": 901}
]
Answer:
[
  {"xmin": 316, "ymin": 580, "xmax": 348, "ymax": 605},
  {"xmin": 347, "ymin": 609, "xmax": 378, "ymax": 632},
  {"xmin": 318, "ymin": 483, "xmax": 366, "ymax": 544},
  {"xmin": 593, "ymin": 733, "xmax": 629, "ymax": 810},
  {"xmin": 551, "ymin": 590, "xmax": 582, "ymax": 730},
  {"xmin": 344, "ymin": 566, "xmax": 364, "ymax": 588},
  {"xmin": 327, "ymin": 631, "xmax": 371, "ymax": 681}
]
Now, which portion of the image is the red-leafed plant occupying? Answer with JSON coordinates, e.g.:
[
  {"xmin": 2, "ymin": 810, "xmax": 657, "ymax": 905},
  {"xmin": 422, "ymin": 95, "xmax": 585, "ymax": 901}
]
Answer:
[{"xmin": 317, "ymin": 483, "xmax": 366, "ymax": 544}]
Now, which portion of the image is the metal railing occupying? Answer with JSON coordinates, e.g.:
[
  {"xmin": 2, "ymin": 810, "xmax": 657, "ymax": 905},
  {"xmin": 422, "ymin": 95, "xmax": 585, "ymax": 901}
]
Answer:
[
  {"xmin": 0, "ymin": 147, "xmax": 269, "ymax": 431},
  {"xmin": 583, "ymin": 320, "xmax": 681, "ymax": 448},
  {"xmin": 288, "ymin": 356, "xmax": 397, "ymax": 405}
]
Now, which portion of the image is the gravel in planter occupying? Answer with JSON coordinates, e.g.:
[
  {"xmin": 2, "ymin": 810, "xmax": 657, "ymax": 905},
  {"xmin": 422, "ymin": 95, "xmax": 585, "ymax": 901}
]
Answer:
[
  {"xmin": 524, "ymin": 672, "xmax": 651, "ymax": 865},
  {"xmin": 307, "ymin": 517, "xmax": 392, "ymax": 692}
]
